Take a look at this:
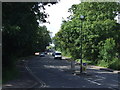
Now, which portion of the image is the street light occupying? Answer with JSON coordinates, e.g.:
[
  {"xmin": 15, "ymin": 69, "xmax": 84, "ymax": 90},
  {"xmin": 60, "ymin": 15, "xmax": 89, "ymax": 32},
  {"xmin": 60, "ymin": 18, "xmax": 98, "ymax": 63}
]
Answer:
[{"xmin": 80, "ymin": 15, "xmax": 85, "ymax": 74}]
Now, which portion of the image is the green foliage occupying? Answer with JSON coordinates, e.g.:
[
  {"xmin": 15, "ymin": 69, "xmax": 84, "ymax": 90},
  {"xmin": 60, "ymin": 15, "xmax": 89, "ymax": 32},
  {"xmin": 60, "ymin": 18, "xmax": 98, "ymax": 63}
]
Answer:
[
  {"xmin": 54, "ymin": 2, "xmax": 120, "ymax": 70},
  {"xmin": 98, "ymin": 38, "xmax": 116, "ymax": 62},
  {"xmin": 108, "ymin": 58, "xmax": 120, "ymax": 70},
  {"xmin": 76, "ymin": 59, "xmax": 92, "ymax": 65},
  {"xmin": 61, "ymin": 48, "xmax": 71, "ymax": 58},
  {"xmin": 3, "ymin": 2, "xmax": 51, "ymax": 66},
  {"xmin": 35, "ymin": 26, "xmax": 51, "ymax": 52},
  {"xmin": 2, "ymin": 2, "xmax": 53, "ymax": 82},
  {"xmin": 97, "ymin": 60, "xmax": 109, "ymax": 67}
]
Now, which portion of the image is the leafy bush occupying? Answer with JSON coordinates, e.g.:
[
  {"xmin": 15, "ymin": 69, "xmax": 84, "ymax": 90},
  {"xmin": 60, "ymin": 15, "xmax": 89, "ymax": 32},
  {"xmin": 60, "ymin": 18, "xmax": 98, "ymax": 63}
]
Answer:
[
  {"xmin": 97, "ymin": 60, "xmax": 109, "ymax": 67},
  {"xmin": 76, "ymin": 59, "xmax": 92, "ymax": 65},
  {"xmin": 98, "ymin": 38, "xmax": 116, "ymax": 62},
  {"xmin": 108, "ymin": 58, "xmax": 120, "ymax": 70},
  {"xmin": 97, "ymin": 38, "xmax": 120, "ymax": 69}
]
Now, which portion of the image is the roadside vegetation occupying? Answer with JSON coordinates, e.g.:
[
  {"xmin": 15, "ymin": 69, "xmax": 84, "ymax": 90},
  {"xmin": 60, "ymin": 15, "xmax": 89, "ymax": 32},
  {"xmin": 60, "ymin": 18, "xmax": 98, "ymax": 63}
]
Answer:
[
  {"xmin": 53, "ymin": 2, "xmax": 120, "ymax": 70},
  {"xmin": 2, "ymin": 2, "xmax": 57, "ymax": 83}
]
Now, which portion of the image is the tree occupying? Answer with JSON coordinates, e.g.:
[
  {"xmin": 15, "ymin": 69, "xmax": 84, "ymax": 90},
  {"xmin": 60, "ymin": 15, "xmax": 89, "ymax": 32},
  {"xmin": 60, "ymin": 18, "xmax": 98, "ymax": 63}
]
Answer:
[
  {"xmin": 98, "ymin": 38, "xmax": 117, "ymax": 62},
  {"xmin": 2, "ymin": 2, "xmax": 53, "ymax": 75},
  {"xmin": 54, "ymin": 2, "xmax": 120, "ymax": 67}
]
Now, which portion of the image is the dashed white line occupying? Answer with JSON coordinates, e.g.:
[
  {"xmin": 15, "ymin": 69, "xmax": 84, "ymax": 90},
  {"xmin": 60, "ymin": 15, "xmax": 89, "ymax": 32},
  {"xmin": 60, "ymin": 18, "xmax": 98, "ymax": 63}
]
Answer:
[
  {"xmin": 85, "ymin": 79, "xmax": 101, "ymax": 85},
  {"xmin": 93, "ymin": 79, "xmax": 104, "ymax": 81},
  {"xmin": 95, "ymin": 75, "xmax": 106, "ymax": 79}
]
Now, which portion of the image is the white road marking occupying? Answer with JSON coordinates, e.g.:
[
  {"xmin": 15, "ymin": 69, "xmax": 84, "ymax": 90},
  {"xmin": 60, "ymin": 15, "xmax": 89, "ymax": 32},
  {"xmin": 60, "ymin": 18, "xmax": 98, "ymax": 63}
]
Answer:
[
  {"xmin": 108, "ymin": 87, "xmax": 118, "ymax": 90},
  {"xmin": 85, "ymin": 79, "xmax": 101, "ymax": 85},
  {"xmin": 93, "ymin": 79, "xmax": 104, "ymax": 81},
  {"xmin": 25, "ymin": 64, "xmax": 46, "ymax": 88},
  {"xmin": 95, "ymin": 75, "xmax": 106, "ymax": 79}
]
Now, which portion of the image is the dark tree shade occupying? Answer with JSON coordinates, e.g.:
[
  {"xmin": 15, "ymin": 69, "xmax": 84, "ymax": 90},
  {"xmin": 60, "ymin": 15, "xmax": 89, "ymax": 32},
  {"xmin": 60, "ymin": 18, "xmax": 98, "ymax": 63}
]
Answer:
[{"xmin": 2, "ymin": 2, "xmax": 52, "ymax": 68}]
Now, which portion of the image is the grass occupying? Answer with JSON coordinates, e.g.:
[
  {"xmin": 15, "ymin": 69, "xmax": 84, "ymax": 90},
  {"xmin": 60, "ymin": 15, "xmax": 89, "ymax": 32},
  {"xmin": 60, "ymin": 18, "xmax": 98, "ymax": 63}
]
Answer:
[{"xmin": 76, "ymin": 59, "xmax": 93, "ymax": 65}]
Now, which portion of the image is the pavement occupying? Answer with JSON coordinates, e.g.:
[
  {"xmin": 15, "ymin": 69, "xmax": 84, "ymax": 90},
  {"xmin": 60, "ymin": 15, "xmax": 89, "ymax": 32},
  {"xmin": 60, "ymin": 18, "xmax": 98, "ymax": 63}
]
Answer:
[
  {"xmin": 63, "ymin": 56, "xmax": 120, "ymax": 74},
  {"xmin": 86, "ymin": 65, "xmax": 120, "ymax": 74}
]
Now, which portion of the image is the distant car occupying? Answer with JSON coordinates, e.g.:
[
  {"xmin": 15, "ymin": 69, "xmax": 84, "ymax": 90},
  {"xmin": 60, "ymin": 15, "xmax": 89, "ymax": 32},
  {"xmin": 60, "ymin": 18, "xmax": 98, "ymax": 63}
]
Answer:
[
  {"xmin": 44, "ymin": 51, "xmax": 47, "ymax": 54},
  {"xmin": 40, "ymin": 52, "xmax": 45, "ymax": 57},
  {"xmin": 54, "ymin": 51, "xmax": 62, "ymax": 59},
  {"xmin": 35, "ymin": 52, "xmax": 40, "ymax": 56}
]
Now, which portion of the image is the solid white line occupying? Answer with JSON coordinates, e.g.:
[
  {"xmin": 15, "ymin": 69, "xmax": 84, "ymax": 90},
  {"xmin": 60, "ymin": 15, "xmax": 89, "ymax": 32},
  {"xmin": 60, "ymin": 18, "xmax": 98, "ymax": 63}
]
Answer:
[
  {"xmin": 25, "ymin": 64, "xmax": 46, "ymax": 88},
  {"xmin": 108, "ymin": 87, "xmax": 118, "ymax": 90}
]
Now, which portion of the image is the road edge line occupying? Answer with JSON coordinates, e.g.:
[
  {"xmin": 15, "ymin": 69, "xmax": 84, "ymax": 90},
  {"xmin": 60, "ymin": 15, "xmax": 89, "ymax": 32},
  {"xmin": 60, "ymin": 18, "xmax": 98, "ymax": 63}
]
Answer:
[{"xmin": 25, "ymin": 62, "xmax": 46, "ymax": 88}]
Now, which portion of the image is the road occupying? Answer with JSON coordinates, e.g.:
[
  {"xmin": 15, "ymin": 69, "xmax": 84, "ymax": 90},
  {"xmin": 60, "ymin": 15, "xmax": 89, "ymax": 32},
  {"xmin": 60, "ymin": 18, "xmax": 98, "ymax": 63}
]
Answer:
[{"xmin": 26, "ymin": 54, "xmax": 119, "ymax": 89}]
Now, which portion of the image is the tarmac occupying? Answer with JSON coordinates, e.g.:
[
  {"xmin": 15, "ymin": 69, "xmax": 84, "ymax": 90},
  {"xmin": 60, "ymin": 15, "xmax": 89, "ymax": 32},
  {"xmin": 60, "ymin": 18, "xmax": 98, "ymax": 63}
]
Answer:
[
  {"xmin": 2, "ymin": 60, "xmax": 38, "ymax": 89},
  {"xmin": 2, "ymin": 56, "xmax": 120, "ymax": 89}
]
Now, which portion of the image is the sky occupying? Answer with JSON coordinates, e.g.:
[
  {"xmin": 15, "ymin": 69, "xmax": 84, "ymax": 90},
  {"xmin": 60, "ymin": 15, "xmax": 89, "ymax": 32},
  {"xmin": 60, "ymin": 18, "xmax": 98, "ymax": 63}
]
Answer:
[{"xmin": 40, "ymin": 0, "xmax": 80, "ymax": 37}]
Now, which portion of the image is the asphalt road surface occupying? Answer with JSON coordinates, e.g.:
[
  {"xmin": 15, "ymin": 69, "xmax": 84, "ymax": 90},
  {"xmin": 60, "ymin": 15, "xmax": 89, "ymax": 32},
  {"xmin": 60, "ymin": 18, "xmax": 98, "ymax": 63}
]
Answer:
[{"xmin": 26, "ymin": 55, "xmax": 119, "ymax": 89}]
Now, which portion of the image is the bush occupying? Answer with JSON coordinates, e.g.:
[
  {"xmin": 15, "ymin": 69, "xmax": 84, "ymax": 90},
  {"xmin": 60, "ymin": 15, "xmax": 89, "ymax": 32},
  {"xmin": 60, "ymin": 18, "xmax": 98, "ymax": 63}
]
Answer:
[
  {"xmin": 108, "ymin": 58, "xmax": 120, "ymax": 70},
  {"xmin": 97, "ymin": 60, "xmax": 109, "ymax": 67},
  {"xmin": 98, "ymin": 38, "xmax": 116, "ymax": 63},
  {"xmin": 75, "ymin": 59, "xmax": 93, "ymax": 65}
]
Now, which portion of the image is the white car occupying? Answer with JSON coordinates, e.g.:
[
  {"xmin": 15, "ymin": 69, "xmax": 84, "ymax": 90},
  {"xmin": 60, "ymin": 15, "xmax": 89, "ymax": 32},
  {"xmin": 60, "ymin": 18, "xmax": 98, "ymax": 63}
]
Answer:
[
  {"xmin": 54, "ymin": 51, "xmax": 62, "ymax": 59},
  {"xmin": 35, "ymin": 52, "xmax": 39, "ymax": 56}
]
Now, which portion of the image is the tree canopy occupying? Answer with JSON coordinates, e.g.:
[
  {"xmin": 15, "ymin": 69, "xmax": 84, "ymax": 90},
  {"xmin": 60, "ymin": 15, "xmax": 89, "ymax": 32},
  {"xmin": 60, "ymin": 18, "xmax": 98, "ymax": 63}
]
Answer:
[
  {"xmin": 53, "ymin": 2, "xmax": 120, "ymax": 70},
  {"xmin": 2, "ymin": 2, "xmax": 53, "ymax": 69}
]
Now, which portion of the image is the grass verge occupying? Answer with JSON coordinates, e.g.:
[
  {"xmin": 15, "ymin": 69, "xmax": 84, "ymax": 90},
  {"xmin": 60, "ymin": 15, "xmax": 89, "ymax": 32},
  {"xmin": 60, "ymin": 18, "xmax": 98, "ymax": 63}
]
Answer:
[{"xmin": 76, "ymin": 59, "xmax": 93, "ymax": 65}]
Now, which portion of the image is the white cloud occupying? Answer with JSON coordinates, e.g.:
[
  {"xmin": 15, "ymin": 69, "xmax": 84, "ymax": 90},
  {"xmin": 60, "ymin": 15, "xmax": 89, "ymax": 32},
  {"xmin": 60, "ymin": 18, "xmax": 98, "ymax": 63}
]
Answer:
[{"xmin": 40, "ymin": 0, "xmax": 80, "ymax": 37}]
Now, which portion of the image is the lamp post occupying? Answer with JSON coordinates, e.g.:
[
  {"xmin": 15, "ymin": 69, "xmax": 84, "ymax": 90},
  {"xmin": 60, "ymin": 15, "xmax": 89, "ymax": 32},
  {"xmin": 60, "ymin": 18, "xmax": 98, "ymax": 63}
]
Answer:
[{"xmin": 80, "ymin": 15, "xmax": 85, "ymax": 74}]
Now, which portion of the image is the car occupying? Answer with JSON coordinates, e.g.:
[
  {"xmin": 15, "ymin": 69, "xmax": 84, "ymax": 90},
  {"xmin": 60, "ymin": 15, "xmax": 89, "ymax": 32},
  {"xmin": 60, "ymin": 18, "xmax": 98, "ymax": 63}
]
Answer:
[
  {"xmin": 35, "ymin": 52, "xmax": 40, "ymax": 56},
  {"xmin": 44, "ymin": 51, "xmax": 47, "ymax": 54},
  {"xmin": 54, "ymin": 51, "xmax": 62, "ymax": 59},
  {"xmin": 40, "ymin": 52, "xmax": 45, "ymax": 57}
]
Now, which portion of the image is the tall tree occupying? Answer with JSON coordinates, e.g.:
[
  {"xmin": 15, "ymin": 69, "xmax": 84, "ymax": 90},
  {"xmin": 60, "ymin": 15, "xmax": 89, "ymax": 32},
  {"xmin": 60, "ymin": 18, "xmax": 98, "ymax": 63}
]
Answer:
[
  {"xmin": 2, "ymin": 2, "xmax": 53, "ymax": 68},
  {"xmin": 54, "ymin": 2, "xmax": 120, "ymax": 65}
]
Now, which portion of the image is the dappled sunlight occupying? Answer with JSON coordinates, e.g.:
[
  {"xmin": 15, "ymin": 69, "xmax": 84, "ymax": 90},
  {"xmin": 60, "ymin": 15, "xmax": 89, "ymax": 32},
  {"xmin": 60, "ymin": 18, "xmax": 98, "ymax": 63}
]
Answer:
[
  {"xmin": 3, "ymin": 79, "xmax": 37, "ymax": 88},
  {"xmin": 44, "ymin": 65, "xmax": 69, "ymax": 70},
  {"xmin": 4, "ymin": 84, "xmax": 13, "ymax": 87}
]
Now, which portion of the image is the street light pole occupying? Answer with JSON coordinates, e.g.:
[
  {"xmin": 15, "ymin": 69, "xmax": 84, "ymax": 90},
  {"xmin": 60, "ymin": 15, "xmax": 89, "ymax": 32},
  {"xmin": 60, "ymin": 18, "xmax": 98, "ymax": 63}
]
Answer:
[{"xmin": 80, "ymin": 15, "xmax": 85, "ymax": 74}]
